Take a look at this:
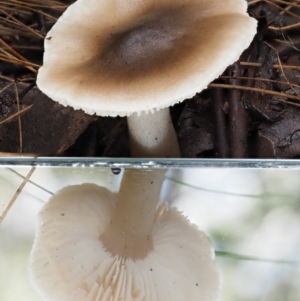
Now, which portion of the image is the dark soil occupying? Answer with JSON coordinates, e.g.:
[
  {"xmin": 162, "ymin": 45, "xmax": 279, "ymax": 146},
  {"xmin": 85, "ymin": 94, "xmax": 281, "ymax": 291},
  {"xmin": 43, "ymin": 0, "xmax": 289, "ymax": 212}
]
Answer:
[{"xmin": 1, "ymin": 0, "xmax": 300, "ymax": 158}]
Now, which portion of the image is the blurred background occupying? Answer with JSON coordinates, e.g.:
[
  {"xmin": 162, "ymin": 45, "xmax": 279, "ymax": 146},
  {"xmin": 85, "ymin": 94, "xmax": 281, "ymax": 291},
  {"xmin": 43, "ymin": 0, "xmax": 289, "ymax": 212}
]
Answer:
[{"xmin": 0, "ymin": 167, "xmax": 300, "ymax": 301}]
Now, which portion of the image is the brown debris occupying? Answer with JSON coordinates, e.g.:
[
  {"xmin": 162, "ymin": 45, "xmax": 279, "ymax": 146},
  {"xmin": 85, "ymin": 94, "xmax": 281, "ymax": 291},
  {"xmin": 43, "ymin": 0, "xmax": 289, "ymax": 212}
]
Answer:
[{"xmin": 256, "ymin": 108, "xmax": 300, "ymax": 158}]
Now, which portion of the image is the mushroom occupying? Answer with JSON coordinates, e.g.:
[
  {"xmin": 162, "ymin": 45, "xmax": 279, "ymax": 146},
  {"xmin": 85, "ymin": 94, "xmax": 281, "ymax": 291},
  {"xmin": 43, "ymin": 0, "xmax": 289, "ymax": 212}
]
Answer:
[
  {"xmin": 30, "ymin": 178, "xmax": 221, "ymax": 301},
  {"xmin": 36, "ymin": 0, "xmax": 257, "ymax": 158}
]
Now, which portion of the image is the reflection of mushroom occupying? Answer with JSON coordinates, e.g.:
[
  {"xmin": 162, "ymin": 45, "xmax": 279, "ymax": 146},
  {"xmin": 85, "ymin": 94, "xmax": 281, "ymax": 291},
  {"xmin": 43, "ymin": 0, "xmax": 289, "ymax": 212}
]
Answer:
[
  {"xmin": 30, "ymin": 180, "xmax": 221, "ymax": 301},
  {"xmin": 37, "ymin": 0, "xmax": 257, "ymax": 157}
]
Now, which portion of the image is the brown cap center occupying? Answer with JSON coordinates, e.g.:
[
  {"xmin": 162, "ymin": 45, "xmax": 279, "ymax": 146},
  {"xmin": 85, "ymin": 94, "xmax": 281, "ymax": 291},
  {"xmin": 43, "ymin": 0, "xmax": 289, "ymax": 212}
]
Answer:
[{"xmin": 95, "ymin": 10, "xmax": 188, "ymax": 79}]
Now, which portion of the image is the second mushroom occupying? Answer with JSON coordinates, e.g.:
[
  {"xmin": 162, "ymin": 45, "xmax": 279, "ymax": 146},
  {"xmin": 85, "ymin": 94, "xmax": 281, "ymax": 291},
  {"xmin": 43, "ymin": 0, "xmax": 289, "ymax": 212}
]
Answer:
[{"xmin": 30, "ymin": 175, "xmax": 221, "ymax": 301}]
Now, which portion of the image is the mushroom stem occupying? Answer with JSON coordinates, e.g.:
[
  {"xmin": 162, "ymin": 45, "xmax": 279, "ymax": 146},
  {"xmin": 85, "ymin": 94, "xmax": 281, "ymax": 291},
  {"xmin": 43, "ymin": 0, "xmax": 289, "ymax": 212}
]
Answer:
[
  {"xmin": 127, "ymin": 108, "xmax": 180, "ymax": 158},
  {"xmin": 101, "ymin": 168, "xmax": 165, "ymax": 259}
]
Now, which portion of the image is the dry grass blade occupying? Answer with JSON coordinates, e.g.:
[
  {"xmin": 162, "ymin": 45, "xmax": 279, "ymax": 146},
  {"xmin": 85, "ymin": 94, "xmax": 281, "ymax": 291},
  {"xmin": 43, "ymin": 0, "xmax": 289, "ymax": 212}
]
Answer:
[
  {"xmin": 0, "ymin": 105, "xmax": 33, "ymax": 125},
  {"xmin": 0, "ymin": 152, "xmax": 43, "ymax": 157},
  {"xmin": 0, "ymin": 17, "xmax": 34, "ymax": 37},
  {"xmin": 19, "ymin": 77, "xmax": 37, "ymax": 82},
  {"xmin": 248, "ymin": 0, "xmax": 262, "ymax": 4},
  {"xmin": 220, "ymin": 76, "xmax": 300, "ymax": 89},
  {"xmin": 249, "ymin": 0, "xmax": 300, "ymax": 9},
  {"xmin": 13, "ymin": 82, "xmax": 23, "ymax": 153},
  {"xmin": 0, "ymin": 74, "xmax": 14, "ymax": 82},
  {"xmin": 279, "ymin": 3, "xmax": 297, "ymax": 15},
  {"xmin": 0, "ymin": 53, "xmax": 39, "ymax": 73},
  {"xmin": 0, "ymin": 53, "xmax": 40, "ymax": 68},
  {"xmin": 272, "ymin": 0, "xmax": 300, "ymax": 9},
  {"xmin": 0, "ymin": 8, "xmax": 44, "ymax": 39},
  {"xmin": 0, "ymin": 82, "xmax": 14, "ymax": 94},
  {"xmin": 0, "ymin": 0, "xmax": 66, "ymax": 75},
  {"xmin": 0, "ymin": 167, "xmax": 36, "ymax": 223},
  {"xmin": 265, "ymin": 41, "xmax": 300, "ymax": 98},
  {"xmin": 274, "ymin": 37, "xmax": 300, "ymax": 52},
  {"xmin": 0, "ymin": 39, "xmax": 34, "ymax": 66},
  {"xmin": 0, "ymin": 5, "xmax": 31, "ymax": 16},
  {"xmin": 248, "ymin": 0, "xmax": 300, "ymax": 19},
  {"xmin": 208, "ymin": 83, "xmax": 300, "ymax": 108},
  {"xmin": 1, "ymin": 3, "xmax": 58, "ymax": 21},
  {"xmin": 270, "ymin": 22, "xmax": 300, "ymax": 31},
  {"xmin": 6, "ymin": 0, "xmax": 67, "ymax": 10},
  {"xmin": 266, "ymin": 0, "xmax": 300, "ymax": 19},
  {"xmin": 240, "ymin": 62, "xmax": 300, "ymax": 70}
]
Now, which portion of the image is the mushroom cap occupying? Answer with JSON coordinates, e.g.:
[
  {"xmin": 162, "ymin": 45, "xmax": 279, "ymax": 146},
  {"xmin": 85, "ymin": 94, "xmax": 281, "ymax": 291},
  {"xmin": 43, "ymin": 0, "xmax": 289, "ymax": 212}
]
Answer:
[
  {"xmin": 37, "ymin": 0, "xmax": 257, "ymax": 116},
  {"xmin": 30, "ymin": 183, "xmax": 221, "ymax": 301}
]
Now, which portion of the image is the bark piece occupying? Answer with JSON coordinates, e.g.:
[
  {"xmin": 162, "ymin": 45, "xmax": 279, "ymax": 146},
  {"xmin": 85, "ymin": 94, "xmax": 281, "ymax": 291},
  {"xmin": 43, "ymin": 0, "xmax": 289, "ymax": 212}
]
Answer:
[
  {"xmin": 256, "ymin": 109, "xmax": 300, "ymax": 158},
  {"xmin": 212, "ymin": 88, "xmax": 229, "ymax": 158},
  {"xmin": 177, "ymin": 102, "xmax": 214, "ymax": 158},
  {"xmin": 0, "ymin": 84, "xmax": 95, "ymax": 154}
]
